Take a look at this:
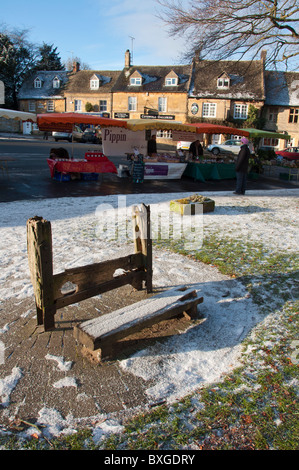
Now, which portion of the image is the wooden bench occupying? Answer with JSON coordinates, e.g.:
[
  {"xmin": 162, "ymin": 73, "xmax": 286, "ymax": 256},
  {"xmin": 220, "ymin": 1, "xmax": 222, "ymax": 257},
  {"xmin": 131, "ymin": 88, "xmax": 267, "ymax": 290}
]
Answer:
[{"xmin": 73, "ymin": 286, "xmax": 203, "ymax": 362}]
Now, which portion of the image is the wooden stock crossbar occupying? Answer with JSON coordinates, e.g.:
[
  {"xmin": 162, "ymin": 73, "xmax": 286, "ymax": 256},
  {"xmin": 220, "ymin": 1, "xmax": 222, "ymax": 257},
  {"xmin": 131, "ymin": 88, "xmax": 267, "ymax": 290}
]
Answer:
[
  {"xmin": 74, "ymin": 286, "xmax": 204, "ymax": 362},
  {"xmin": 27, "ymin": 204, "xmax": 152, "ymax": 331}
]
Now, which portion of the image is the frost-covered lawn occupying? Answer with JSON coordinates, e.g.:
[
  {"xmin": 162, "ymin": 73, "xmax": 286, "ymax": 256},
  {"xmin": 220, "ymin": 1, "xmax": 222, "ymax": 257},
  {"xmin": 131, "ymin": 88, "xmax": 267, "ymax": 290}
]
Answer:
[{"xmin": 0, "ymin": 189, "xmax": 298, "ymax": 450}]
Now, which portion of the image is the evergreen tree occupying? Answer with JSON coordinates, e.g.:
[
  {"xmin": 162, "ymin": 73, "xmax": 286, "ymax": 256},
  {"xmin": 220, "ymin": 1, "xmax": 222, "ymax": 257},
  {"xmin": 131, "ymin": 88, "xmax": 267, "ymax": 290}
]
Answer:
[
  {"xmin": 0, "ymin": 29, "xmax": 37, "ymax": 109},
  {"xmin": 35, "ymin": 43, "xmax": 64, "ymax": 71}
]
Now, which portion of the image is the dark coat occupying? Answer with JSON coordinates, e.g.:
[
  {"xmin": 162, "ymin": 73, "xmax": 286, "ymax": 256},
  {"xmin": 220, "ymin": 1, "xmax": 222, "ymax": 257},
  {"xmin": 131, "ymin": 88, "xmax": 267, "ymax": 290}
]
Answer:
[
  {"xmin": 147, "ymin": 138, "xmax": 157, "ymax": 155},
  {"xmin": 189, "ymin": 141, "xmax": 203, "ymax": 157},
  {"xmin": 236, "ymin": 145, "xmax": 251, "ymax": 173}
]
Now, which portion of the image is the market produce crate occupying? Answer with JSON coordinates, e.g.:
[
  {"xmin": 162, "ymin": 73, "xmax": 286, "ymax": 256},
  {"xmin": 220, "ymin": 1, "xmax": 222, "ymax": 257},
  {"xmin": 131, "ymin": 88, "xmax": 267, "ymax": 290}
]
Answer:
[
  {"xmin": 170, "ymin": 195, "xmax": 215, "ymax": 215},
  {"xmin": 81, "ymin": 173, "xmax": 99, "ymax": 181},
  {"xmin": 53, "ymin": 172, "xmax": 71, "ymax": 182}
]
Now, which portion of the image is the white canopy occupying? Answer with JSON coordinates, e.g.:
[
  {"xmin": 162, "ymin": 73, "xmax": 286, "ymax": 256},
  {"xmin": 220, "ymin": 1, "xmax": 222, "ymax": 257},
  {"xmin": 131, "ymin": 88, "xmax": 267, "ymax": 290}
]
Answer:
[{"xmin": 0, "ymin": 108, "xmax": 37, "ymax": 122}]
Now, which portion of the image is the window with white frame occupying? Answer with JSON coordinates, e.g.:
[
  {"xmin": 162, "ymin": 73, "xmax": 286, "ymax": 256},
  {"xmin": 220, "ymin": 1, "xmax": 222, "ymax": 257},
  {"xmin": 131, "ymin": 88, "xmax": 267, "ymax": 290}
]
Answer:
[
  {"xmin": 289, "ymin": 108, "xmax": 298, "ymax": 123},
  {"xmin": 90, "ymin": 79, "xmax": 99, "ymax": 90},
  {"xmin": 156, "ymin": 130, "xmax": 172, "ymax": 139},
  {"xmin": 74, "ymin": 99, "xmax": 82, "ymax": 112},
  {"xmin": 53, "ymin": 77, "xmax": 60, "ymax": 88},
  {"xmin": 165, "ymin": 77, "xmax": 178, "ymax": 86},
  {"xmin": 34, "ymin": 78, "xmax": 42, "ymax": 88},
  {"xmin": 158, "ymin": 97, "xmax": 167, "ymax": 112},
  {"xmin": 268, "ymin": 107, "xmax": 278, "ymax": 122},
  {"xmin": 217, "ymin": 77, "xmax": 230, "ymax": 89},
  {"xmin": 28, "ymin": 101, "xmax": 36, "ymax": 112},
  {"xmin": 263, "ymin": 137, "xmax": 279, "ymax": 147},
  {"xmin": 128, "ymin": 96, "xmax": 137, "ymax": 111},
  {"xmin": 234, "ymin": 104, "xmax": 248, "ymax": 119},
  {"xmin": 99, "ymin": 100, "xmax": 107, "ymax": 112},
  {"xmin": 130, "ymin": 77, "xmax": 142, "ymax": 86},
  {"xmin": 202, "ymin": 102, "xmax": 216, "ymax": 118},
  {"xmin": 47, "ymin": 100, "xmax": 54, "ymax": 112}
]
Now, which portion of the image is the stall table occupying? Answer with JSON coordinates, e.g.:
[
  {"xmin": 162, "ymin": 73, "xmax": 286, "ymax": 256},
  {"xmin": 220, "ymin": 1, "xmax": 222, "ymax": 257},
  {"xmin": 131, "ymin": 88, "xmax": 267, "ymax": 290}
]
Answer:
[
  {"xmin": 47, "ymin": 154, "xmax": 117, "ymax": 181},
  {"xmin": 144, "ymin": 162, "xmax": 187, "ymax": 180},
  {"xmin": 184, "ymin": 162, "xmax": 236, "ymax": 182}
]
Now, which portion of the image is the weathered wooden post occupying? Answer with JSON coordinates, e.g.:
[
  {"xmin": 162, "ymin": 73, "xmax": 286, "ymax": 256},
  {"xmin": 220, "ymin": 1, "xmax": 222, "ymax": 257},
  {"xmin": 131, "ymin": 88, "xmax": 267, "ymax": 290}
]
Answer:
[
  {"xmin": 27, "ymin": 216, "xmax": 56, "ymax": 331},
  {"xmin": 132, "ymin": 204, "xmax": 152, "ymax": 293}
]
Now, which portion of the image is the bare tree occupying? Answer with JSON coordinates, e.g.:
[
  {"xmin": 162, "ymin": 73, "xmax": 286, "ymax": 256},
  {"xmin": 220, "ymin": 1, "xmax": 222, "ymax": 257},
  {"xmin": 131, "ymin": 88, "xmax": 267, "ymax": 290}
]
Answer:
[
  {"xmin": 156, "ymin": 0, "xmax": 299, "ymax": 69},
  {"xmin": 64, "ymin": 56, "xmax": 90, "ymax": 71}
]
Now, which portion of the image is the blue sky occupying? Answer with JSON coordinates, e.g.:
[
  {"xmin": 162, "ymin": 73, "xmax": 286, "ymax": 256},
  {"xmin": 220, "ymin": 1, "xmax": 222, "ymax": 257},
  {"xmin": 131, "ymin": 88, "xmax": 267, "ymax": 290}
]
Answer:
[{"xmin": 2, "ymin": 0, "xmax": 187, "ymax": 70}]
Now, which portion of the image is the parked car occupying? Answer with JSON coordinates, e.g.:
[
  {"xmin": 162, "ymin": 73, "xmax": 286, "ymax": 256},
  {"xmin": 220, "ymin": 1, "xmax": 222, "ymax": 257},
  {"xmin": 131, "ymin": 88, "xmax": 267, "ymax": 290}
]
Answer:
[
  {"xmin": 275, "ymin": 147, "xmax": 299, "ymax": 160},
  {"xmin": 207, "ymin": 140, "xmax": 242, "ymax": 155},
  {"xmin": 52, "ymin": 126, "xmax": 83, "ymax": 142},
  {"xmin": 52, "ymin": 131, "xmax": 72, "ymax": 142},
  {"xmin": 72, "ymin": 126, "xmax": 84, "ymax": 142},
  {"xmin": 176, "ymin": 141, "xmax": 193, "ymax": 150},
  {"xmin": 81, "ymin": 129, "xmax": 101, "ymax": 144}
]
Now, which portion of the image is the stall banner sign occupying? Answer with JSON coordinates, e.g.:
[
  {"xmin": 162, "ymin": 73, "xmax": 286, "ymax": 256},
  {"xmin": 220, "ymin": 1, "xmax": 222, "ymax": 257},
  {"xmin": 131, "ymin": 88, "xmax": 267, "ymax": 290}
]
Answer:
[
  {"xmin": 172, "ymin": 130, "xmax": 203, "ymax": 142},
  {"xmin": 140, "ymin": 114, "xmax": 175, "ymax": 120},
  {"xmin": 102, "ymin": 127, "xmax": 147, "ymax": 157},
  {"xmin": 145, "ymin": 164, "xmax": 169, "ymax": 176}
]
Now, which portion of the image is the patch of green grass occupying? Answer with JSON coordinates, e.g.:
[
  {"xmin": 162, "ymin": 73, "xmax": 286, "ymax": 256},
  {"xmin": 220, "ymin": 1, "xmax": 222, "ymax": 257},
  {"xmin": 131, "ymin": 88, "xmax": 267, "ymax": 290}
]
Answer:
[{"xmin": 2, "ymin": 204, "xmax": 298, "ymax": 450}]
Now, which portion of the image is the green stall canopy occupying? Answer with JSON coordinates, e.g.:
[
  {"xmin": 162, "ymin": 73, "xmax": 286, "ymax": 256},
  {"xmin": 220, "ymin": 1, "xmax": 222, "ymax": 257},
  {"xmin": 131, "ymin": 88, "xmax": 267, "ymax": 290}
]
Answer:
[{"xmin": 242, "ymin": 128, "xmax": 290, "ymax": 140}]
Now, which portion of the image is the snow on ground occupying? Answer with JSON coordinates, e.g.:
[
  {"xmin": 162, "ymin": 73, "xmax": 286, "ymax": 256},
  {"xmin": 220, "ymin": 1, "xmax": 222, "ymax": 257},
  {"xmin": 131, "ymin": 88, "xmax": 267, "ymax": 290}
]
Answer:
[{"xmin": 0, "ymin": 188, "xmax": 298, "ymax": 440}]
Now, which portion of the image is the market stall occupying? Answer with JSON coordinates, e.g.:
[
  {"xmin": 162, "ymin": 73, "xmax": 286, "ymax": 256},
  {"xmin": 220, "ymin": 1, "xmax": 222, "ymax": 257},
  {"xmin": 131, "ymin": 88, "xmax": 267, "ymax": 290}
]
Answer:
[
  {"xmin": 0, "ymin": 108, "xmax": 37, "ymax": 134},
  {"xmin": 103, "ymin": 119, "xmax": 250, "ymax": 180},
  {"xmin": 47, "ymin": 152, "xmax": 117, "ymax": 181},
  {"xmin": 37, "ymin": 113, "xmax": 251, "ymax": 181},
  {"xmin": 184, "ymin": 162, "xmax": 236, "ymax": 182}
]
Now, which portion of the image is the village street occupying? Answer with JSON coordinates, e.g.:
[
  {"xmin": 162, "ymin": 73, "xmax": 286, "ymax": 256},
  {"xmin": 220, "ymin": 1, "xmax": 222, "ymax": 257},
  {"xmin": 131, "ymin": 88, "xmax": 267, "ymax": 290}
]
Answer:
[{"xmin": 0, "ymin": 135, "xmax": 296, "ymax": 203}]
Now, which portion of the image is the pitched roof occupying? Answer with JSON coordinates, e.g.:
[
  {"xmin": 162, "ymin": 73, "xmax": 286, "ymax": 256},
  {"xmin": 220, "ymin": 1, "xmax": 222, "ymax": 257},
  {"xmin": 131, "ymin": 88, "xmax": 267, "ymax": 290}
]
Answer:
[
  {"xmin": 189, "ymin": 59, "xmax": 265, "ymax": 100},
  {"xmin": 112, "ymin": 65, "xmax": 191, "ymax": 93},
  {"xmin": 18, "ymin": 71, "xmax": 69, "ymax": 99},
  {"xmin": 265, "ymin": 71, "xmax": 299, "ymax": 106},
  {"xmin": 65, "ymin": 70, "xmax": 121, "ymax": 94}
]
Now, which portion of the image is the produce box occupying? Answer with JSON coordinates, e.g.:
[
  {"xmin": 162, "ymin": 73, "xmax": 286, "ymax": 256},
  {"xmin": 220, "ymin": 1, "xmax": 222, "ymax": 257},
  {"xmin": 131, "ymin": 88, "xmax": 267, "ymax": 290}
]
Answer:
[
  {"xmin": 170, "ymin": 194, "xmax": 215, "ymax": 215},
  {"xmin": 53, "ymin": 171, "xmax": 71, "ymax": 182}
]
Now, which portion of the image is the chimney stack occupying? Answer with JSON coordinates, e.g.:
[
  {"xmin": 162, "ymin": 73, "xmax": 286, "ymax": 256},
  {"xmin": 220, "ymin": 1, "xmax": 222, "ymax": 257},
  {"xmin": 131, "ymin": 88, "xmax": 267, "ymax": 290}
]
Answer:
[
  {"xmin": 260, "ymin": 50, "xmax": 267, "ymax": 63},
  {"xmin": 125, "ymin": 49, "xmax": 131, "ymax": 68},
  {"xmin": 73, "ymin": 61, "xmax": 80, "ymax": 73}
]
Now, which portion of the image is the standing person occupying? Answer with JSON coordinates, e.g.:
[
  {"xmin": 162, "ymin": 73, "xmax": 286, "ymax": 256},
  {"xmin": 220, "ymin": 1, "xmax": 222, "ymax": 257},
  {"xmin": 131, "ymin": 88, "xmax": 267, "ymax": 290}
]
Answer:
[
  {"xmin": 234, "ymin": 137, "xmax": 251, "ymax": 195},
  {"xmin": 147, "ymin": 135, "xmax": 157, "ymax": 157},
  {"xmin": 189, "ymin": 140, "xmax": 203, "ymax": 159}
]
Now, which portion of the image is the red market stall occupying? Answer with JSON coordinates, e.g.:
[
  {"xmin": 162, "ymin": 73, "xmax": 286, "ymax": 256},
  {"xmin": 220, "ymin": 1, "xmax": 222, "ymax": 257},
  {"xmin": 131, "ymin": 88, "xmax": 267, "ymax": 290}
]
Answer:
[
  {"xmin": 37, "ymin": 113, "xmax": 251, "ymax": 180},
  {"xmin": 47, "ymin": 152, "xmax": 117, "ymax": 181}
]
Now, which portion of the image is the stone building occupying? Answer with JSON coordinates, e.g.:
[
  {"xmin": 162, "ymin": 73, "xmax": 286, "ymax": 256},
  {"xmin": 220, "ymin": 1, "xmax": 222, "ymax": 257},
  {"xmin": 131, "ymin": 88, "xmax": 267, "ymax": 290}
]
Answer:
[
  {"xmin": 64, "ymin": 63, "xmax": 121, "ymax": 116},
  {"xmin": 187, "ymin": 55, "xmax": 266, "ymax": 145},
  {"xmin": 16, "ymin": 50, "xmax": 298, "ymax": 148},
  {"xmin": 18, "ymin": 70, "xmax": 69, "ymax": 114},
  {"xmin": 263, "ymin": 71, "xmax": 299, "ymax": 147},
  {"xmin": 111, "ymin": 50, "xmax": 191, "ymax": 128}
]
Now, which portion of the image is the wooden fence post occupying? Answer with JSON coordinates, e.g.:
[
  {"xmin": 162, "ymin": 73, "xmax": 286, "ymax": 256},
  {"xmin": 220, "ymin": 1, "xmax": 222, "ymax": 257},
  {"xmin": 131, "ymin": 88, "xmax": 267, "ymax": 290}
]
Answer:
[
  {"xmin": 27, "ymin": 216, "xmax": 56, "ymax": 331},
  {"xmin": 132, "ymin": 204, "xmax": 153, "ymax": 293}
]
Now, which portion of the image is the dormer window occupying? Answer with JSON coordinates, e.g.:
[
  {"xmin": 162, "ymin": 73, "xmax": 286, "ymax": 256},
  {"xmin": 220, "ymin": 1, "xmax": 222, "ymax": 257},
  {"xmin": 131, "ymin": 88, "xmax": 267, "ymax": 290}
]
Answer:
[
  {"xmin": 90, "ymin": 79, "xmax": 99, "ymax": 89},
  {"xmin": 130, "ymin": 76, "xmax": 142, "ymax": 86},
  {"xmin": 217, "ymin": 73, "xmax": 230, "ymax": 89},
  {"xmin": 34, "ymin": 77, "xmax": 42, "ymax": 88},
  {"xmin": 90, "ymin": 74, "xmax": 101, "ymax": 90},
  {"xmin": 53, "ymin": 77, "xmax": 60, "ymax": 89},
  {"xmin": 165, "ymin": 77, "xmax": 178, "ymax": 86},
  {"xmin": 165, "ymin": 71, "xmax": 178, "ymax": 87},
  {"xmin": 129, "ymin": 70, "xmax": 142, "ymax": 86}
]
